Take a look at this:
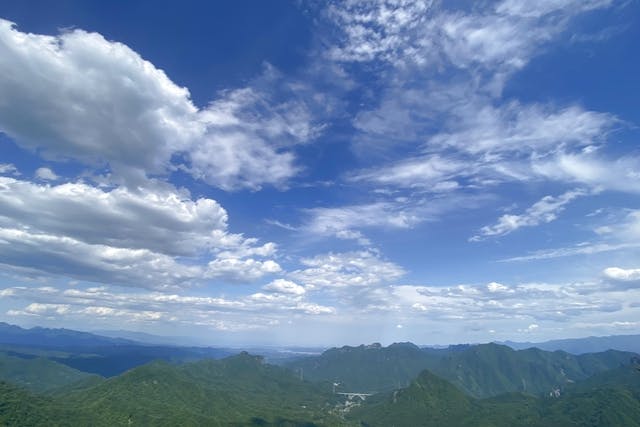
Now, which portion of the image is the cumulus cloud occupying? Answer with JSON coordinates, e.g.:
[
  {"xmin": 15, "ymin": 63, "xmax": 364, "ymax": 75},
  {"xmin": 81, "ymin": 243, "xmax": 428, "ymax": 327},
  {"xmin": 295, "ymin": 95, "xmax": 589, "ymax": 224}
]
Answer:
[
  {"xmin": 263, "ymin": 279, "xmax": 306, "ymax": 295},
  {"xmin": 0, "ymin": 163, "xmax": 19, "ymax": 176},
  {"xmin": 0, "ymin": 227, "xmax": 202, "ymax": 289},
  {"xmin": 34, "ymin": 167, "xmax": 58, "ymax": 181},
  {"xmin": 0, "ymin": 177, "xmax": 253, "ymax": 255},
  {"xmin": 603, "ymin": 267, "xmax": 640, "ymax": 288},
  {"xmin": 364, "ymin": 278, "xmax": 633, "ymax": 324},
  {"xmin": 0, "ymin": 19, "xmax": 316, "ymax": 190},
  {"xmin": 0, "ymin": 19, "xmax": 199, "ymax": 182},
  {"xmin": 206, "ymin": 258, "xmax": 281, "ymax": 283},
  {"xmin": 0, "ymin": 177, "xmax": 280, "ymax": 288},
  {"xmin": 1, "ymin": 283, "xmax": 335, "ymax": 331},
  {"xmin": 289, "ymin": 251, "xmax": 405, "ymax": 290}
]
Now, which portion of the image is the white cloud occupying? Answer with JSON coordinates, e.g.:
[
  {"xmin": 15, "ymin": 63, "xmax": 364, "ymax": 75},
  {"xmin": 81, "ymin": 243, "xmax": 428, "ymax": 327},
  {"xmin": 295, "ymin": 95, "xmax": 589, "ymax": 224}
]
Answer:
[
  {"xmin": 289, "ymin": 251, "xmax": 405, "ymax": 290},
  {"xmin": 353, "ymin": 96, "xmax": 621, "ymax": 190},
  {"xmin": 189, "ymin": 70, "xmax": 321, "ymax": 190},
  {"xmin": 496, "ymin": 0, "xmax": 612, "ymax": 18},
  {"xmin": 603, "ymin": 267, "xmax": 640, "ymax": 284},
  {"xmin": 370, "ymin": 278, "xmax": 634, "ymax": 323},
  {"xmin": 326, "ymin": 0, "xmax": 628, "ymax": 205},
  {"xmin": 206, "ymin": 258, "xmax": 281, "ymax": 283},
  {"xmin": 263, "ymin": 279, "xmax": 306, "ymax": 295},
  {"xmin": 325, "ymin": 0, "xmax": 612, "ymax": 73},
  {"xmin": 502, "ymin": 242, "xmax": 640, "ymax": 262},
  {"xmin": 1, "ymin": 282, "xmax": 335, "ymax": 331},
  {"xmin": 503, "ymin": 210, "xmax": 640, "ymax": 261},
  {"xmin": 303, "ymin": 202, "xmax": 420, "ymax": 243},
  {"xmin": 487, "ymin": 282, "xmax": 510, "ymax": 293},
  {"xmin": 532, "ymin": 152, "xmax": 640, "ymax": 194},
  {"xmin": 428, "ymin": 102, "xmax": 615, "ymax": 156},
  {"xmin": 351, "ymin": 155, "xmax": 465, "ymax": 190},
  {"xmin": 0, "ymin": 19, "xmax": 315, "ymax": 190},
  {"xmin": 0, "ymin": 19, "xmax": 199, "ymax": 182},
  {"xmin": 301, "ymin": 193, "xmax": 488, "ymax": 244},
  {"xmin": 0, "ymin": 177, "xmax": 281, "ymax": 288},
  {"xmin": 0, "ymin": 163, "xmax": 19, "ymax": 176},
  {"xmin": 34, "ymin": 167, "xmax": 58, "ymax": 181},
  {"xmin": 0, "ymin": 177, "xmax": 245, "ymax": 255},
  {"xmin": 324, "ymin": 0, "xmax": 434, "ymax": 64},
  {"xmin": 595, "ymin": 210, "xmax": 640, "ymax": 240},
  {"xmin": 472, "ymin": 188, "xmax": 588, "ymax": 240},
  {"xmin": 24, "ymin": 302, "xmax": 70, "ymax": 315},
  {"xmin": 0, "ymin": 227, "xmax": 202, "ymax": 289}
]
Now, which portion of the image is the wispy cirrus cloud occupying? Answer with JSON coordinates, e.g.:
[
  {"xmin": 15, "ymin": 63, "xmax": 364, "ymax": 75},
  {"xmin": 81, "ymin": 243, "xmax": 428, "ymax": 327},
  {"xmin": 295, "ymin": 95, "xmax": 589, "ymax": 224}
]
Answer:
[
  {"xmin": 501, "ymin": 209, "xmax": 640, "ymax": 261},
  {"xmin": 472, "ymin": 188, "xmax": 589, "ymax": 240},
  {"xmin": 309, "ymin": 0, "xmax": 631, "ymax": 247}
]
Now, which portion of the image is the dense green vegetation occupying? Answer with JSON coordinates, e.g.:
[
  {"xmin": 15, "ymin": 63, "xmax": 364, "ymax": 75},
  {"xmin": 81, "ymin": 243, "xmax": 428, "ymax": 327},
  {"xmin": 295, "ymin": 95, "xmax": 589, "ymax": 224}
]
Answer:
[
  {"xmin": 287, "ymin": 342, "xmax": 636, "ymax": 398},
  {"xmin": 0, "ymin": 323, "xmax": 234, "ymax": 377},
  {"xmin": 0, "ymin": 352, "xmax": 101, "ymax": 393},
  {"xmin": 284, "ymin": 342, "xmax": 444, "ymax": 392},
  {"xmin": 351, "ymin": 363, "xmax": 640, "ymax": 427},
  {"xmin": 0, "ymin": 335, "xmax": 639, "ymax": 426},
  {"xmin": 0, "ymin": 353, "xmax": 349, "ymax": 426}
]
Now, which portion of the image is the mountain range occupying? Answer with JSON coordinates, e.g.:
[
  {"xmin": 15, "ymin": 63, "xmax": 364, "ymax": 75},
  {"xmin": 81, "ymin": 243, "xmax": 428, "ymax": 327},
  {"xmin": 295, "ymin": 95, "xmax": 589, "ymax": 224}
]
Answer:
[
  {"xmin": 0, "ymin": 322, "xmax": 639, "ymax": 426},
  {"xmin": 501, "ymin": 334, "xmax": 640, "ymax": 354}
]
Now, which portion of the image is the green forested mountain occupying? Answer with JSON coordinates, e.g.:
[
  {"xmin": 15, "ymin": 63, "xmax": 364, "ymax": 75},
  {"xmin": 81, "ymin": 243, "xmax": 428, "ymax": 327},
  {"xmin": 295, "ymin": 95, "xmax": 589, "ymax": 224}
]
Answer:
[
  {"xmin": 0, "ymin": 352, "xmax": 102, "ymax": 393},
  {"xmin": 0, "ymin": 344, "xmax": 639, "ymax": 426},
  {"xmin": 0, "ymin": 381, "xmax": 98, "ymax": 427},
  {"xmin": 284, "ymin": 342, "xmax": 444, "ymax": 392},
  {"xmin": 349, "ymin": 369, "xmax": 479, "ymax": 427},
  {"xmin": 0, "ymin": 352, "xmax": 350, "ymax": 426},
  {"xmin": 350, "ymin": 362, "xmax": 640, "ymax": 427},
  {"xmin": 428, "ymin": 343, "xmax": 636, "ymax": 397},
  {"xmin": 65, "ymin": 352, "xmax": 348, "ymax": 426},
  {"xmin": 287, "ymin": 342, "xmax": 636, "ymax": 398}
]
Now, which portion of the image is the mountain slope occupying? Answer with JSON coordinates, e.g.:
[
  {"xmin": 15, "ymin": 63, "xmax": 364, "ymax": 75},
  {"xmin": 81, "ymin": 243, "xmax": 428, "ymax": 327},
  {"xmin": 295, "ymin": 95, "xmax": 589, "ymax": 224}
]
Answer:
[
  {"xmin": 350, "ymin": 363, "xmax": 640, "ymax": 427},
  {"xmin": 65, "ymin": 352, "xmax": 349, "ymax": 426},
  {"xmin": 428, "ymin": 343, "xmax": 637, "ymax": 397},
  {"xmin": 286, "ymin": 341, "xmax": 637, "ymax": 398},
  {"xmin": 285, "ymin": 342, "xmax": 442, "ymax": 392},
  {"xmin": 0, "ymin": 351, "xmax": 102, "ymax": 393},
  {"xmin": 350, "ymin": 369, "xmax": 477, "ymax": 427}
]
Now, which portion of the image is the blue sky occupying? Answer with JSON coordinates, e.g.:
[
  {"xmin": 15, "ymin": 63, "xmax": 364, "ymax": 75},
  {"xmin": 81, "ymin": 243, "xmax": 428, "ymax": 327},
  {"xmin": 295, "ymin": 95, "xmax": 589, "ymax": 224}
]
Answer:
[{"xmin": 0, "ymin": 0, "xmax": 639, "ymax": 346}]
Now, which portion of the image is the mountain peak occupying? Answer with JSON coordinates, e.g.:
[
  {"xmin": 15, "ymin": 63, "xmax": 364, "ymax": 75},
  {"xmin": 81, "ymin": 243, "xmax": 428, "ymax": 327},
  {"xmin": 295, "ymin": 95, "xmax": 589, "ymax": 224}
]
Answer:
[{"xmin": 388, "ymin": 342, "xmax": 420, "ymax": 351}]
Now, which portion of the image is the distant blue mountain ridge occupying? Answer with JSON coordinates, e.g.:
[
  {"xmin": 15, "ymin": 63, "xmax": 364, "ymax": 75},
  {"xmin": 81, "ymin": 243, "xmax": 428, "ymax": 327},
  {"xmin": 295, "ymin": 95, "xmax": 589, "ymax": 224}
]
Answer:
[{"xmin": 499, "ymin": 334, "xmax": 640, "ymax": 354}]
